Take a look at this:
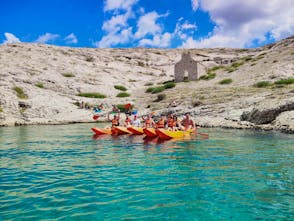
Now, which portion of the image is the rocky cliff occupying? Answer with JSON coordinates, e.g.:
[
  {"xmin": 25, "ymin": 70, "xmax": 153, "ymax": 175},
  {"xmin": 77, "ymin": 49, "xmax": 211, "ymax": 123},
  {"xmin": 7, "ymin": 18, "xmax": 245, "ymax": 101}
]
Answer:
[{"xmin": 0, "ymin": 36, "xmax": 293, "ymax": 133}]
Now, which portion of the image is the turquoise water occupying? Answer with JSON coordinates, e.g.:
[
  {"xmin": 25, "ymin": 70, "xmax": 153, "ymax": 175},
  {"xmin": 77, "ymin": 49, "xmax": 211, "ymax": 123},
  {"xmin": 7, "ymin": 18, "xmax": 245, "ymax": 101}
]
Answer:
[{"xmin": 0, "ymin": 124, "xmax": 293, "ymax": 221}]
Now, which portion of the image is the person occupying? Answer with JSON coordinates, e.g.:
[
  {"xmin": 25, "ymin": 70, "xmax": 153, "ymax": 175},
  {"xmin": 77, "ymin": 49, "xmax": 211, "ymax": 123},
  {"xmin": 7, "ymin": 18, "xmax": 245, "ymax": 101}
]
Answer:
[
  {"xmin": 181, "ymin": 113, "xmax": 195, "ymax": 130},
  {"xmin": 112, "ymin": 105, "xmax": 120, "ymax": 113},
  {"xmin": 171, "ymin": 115, "xmax": 182, "ymax": 131},
  {"xmin": 167, "ymin": 114, "xmax": 174, "ymax": 128},
  {"xmin": 131, "ymin": 115, "xmax": 141, "ymax": 127},
  {"xmin": 168, "ymin": 100, "xmax": 177, "ymax": 107},
  {"xmin": 108, "ymin": 112, "xmax": 120, "ymax": 127},
  {"xmin": 156, "ymin": 115, "xmax": 166, "ymax": 129},
  {"xmin": 142, "ymin": 114, "xmax": 155, "ymax": 128},
  {"xmin": 124, "ymin": 114, "xmax": 132, "ymax": 126}
]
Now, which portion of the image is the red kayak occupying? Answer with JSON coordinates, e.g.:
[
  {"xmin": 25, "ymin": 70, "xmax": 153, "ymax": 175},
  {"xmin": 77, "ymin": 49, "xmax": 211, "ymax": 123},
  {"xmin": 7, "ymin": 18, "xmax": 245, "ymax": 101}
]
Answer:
[
  {"xmin": 143, "ymin": 128, "xmax": 157, "ymax": 138},
  {"xmin": 127, "ymin": 126, "xmax": 144, "ymax": 135}
]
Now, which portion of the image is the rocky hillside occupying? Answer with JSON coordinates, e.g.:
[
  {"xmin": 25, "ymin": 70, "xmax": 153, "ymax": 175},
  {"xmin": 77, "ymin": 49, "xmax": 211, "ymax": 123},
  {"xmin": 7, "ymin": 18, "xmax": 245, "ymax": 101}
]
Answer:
[{"xmin": 0, "ymin": 36, "xmax": 293, "ymax": 132}]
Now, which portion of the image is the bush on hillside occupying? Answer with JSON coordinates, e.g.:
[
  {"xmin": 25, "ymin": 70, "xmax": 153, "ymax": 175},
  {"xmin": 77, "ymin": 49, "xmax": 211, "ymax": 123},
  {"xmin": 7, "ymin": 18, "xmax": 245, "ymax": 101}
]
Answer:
[
  {"xmin": 114, "ymin": 85, "xmax": 127, "ymax": 91},
  {"xmin": 253, "ymin": 81, "xmax": 272, "ymax": 88},
  {"xmin": 274, "ymin": 78, "xmax": 294, "ymax": 85},
  {"xmin": 13, "ymin": 86, "xmax": 28, "ymax": 99},
  {"xmin": 219, "ymin": 78, "xmax": 233, "ymax": 85},
  {"xmin": 116, "ymin": 92, "xmax": 130, "ymax": 97},
  {"xmin": 77, "ymin": 92, "xmax": 107, "ymax": 98}
]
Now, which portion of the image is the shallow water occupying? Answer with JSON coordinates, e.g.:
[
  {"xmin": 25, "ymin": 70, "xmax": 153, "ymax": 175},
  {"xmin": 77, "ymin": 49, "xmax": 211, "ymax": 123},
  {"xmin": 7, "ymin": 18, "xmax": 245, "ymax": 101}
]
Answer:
[{"xmin": 0, "ymin": 124, "xmax": 293, "ymax": 220}]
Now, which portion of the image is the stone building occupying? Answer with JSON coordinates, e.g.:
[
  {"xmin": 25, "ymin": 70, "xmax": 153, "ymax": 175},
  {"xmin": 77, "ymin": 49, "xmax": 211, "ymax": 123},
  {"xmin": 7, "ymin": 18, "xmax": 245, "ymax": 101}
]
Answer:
[{"xmin": 174, "ymin": 52, "xmax": 198, "ymax": 82}]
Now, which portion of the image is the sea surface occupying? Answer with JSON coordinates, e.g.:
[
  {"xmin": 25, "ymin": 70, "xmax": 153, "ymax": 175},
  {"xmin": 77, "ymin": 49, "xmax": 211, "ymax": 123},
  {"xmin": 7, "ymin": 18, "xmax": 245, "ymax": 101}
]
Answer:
[{"xmin": 0, "ymin": 124, "xmax": 293, "ymax": 221}]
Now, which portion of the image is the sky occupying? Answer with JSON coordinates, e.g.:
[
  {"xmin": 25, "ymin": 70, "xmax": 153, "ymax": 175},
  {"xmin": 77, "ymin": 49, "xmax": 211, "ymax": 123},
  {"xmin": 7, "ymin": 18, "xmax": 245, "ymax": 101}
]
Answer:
[{"xmin": 1, "ymin": 0, "xmax": 294, "ymax": 48}]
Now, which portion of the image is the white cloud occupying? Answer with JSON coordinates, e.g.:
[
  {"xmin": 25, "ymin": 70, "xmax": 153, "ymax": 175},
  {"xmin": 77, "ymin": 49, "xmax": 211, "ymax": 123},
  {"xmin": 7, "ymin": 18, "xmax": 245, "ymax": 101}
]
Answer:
[
  {"xmin": 102, "ymin": 11, "xmax": 131, "ymax": 33},
  {"xmin": 3, "ymin": 32, "xmax": 21, "ymax": 44},
  {"xmin": 139, "ymin": 32, "xmax": 172, "ymax": 47},
  {"xmin": 104, "ymin": 0, "xmax": 138, "ymax": 11},
  {"xmin": 64, "ymin": 33, "xmax": 78, "ymax": 44},
  {"xmin": 96, "ymin": 27, "xmax": 133, "ymax": 48},
  {"xmin": 135, "ymin": 12, "xmax": 162, "ymax": 38},
  {"xmin": 191, "ymin": 0, "xmax": 199, "ymax": 11},
  {"xmin": 185, "ymin": 0, "xmax": 294, "ymax": 48},
  {"xmin": 36, "ymin": 33, "xmax": 59, "ymax": 44}
]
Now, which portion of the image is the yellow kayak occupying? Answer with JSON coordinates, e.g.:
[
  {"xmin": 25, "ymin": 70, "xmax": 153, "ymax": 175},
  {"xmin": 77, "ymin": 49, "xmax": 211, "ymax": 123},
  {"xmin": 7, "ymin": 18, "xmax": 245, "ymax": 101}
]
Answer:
[
  {"xmin": 127, "ymin": 126, "xmax": 144, "ymax": 135},
  {"xmin": 156, "ymin": 128, "xmax": 195, "ymax": 140},
  {"xmin": 112, "ymin": 126, "xmax": 132, "ymax": 135}
]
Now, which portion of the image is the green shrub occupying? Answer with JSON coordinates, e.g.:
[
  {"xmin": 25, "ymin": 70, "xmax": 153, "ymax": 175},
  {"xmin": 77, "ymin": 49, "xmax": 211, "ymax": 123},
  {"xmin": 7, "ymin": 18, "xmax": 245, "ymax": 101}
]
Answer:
[
  {"xmin": 274, "ymin": 78, "xmax": 294, "ymax": 85},
  {"xmin": 225, "ymin": 66, "xmax": 237, "ymax": 73},
  {"xmin": 35, "ymin": 82, "xmax": 44, "ymax": 88},
  {"xmin": 151, "ymin": 86, "xmax": 165, "ymax": 93},
  {"xmin": 62, "ymin": 73, "xmax": 75, "ymax": 77},
  {"xmin": 163, "ymin": 82, "xmax": 176, "ymax": 89},
  {"xmin": 219, "ymin": 78, "xmax": 233, "ymax": 84},
  {"xmin": 254, "ymin": 81, "xmax": 272, "ymax": 88},
  {"xmin": 231, "ymin": 61, "xmax": 244, "ymax": 68},
  {"xmin": 114, "ymin": 85, "xmax": 127, "ymax": 91},
  {"xmin": 208, "ymin": 66, "xmax": 224, "ymax": 72},
  {"xmin": 199, "ymin": 72, "xmax": 216, "ymax": 80},
  {"xmin": 241, "ymin": 56, "xmax": 253, "ymax": 62},
  {"xmin": 77, "ymin": 92, "xmax": 106, "ymax": 98},
  {"xmin": 116, "ymin": 92, "xmax": 130, "ymax": 97},
  {"xmin": 13, "ymin": 86, "xmax": 28, "ymax": 99},
  {"xmin": 0, "ymin": 107, "xmax": 3, "ymax": 112},
  {"xmin": 153, "ymin": 94, "xmax": 166, "ymax": 102},
  {"xmin": 146, "ymin": 86, "xmax": 165, "ymax": 93}
]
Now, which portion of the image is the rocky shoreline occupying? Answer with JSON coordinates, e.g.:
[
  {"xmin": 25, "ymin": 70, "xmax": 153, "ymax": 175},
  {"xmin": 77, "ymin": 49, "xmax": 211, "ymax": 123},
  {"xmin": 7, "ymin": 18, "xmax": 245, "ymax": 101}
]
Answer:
[{"xmin": 0, "ymin": 37, "xmax": 293, "ymax": 133}]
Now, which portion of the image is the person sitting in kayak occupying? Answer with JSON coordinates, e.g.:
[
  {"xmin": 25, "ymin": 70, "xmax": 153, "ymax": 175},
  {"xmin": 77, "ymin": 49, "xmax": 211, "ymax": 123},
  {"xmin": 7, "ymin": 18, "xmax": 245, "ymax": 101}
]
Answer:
[
  {"xmin": 142, "ymin": 114, "xmax": 155, "ymax": 128},
  {"xmin": 108, "ymin": 112, "xmax": 120, "ymax": 127},
  {"xmin": 156, "ymin": 115, "xmax": 166, "ymax": 128},
  {"xmin": 181, "ymin": 113, "xmax": 195, "ymax": 130},
  {"xmin": 124, "ymin": 115, "xmax": 131, "ymax": 126},
  {"xmin": 168, "ymin": 115, "xmax": 182, "ymax": 131},
  {"xmin": 167, "ymin": 114, "xmax": 174, "ymax": 128},
  {"xmin": 131, "ymin": 115, "xmax": 141, "ymax": 127}
]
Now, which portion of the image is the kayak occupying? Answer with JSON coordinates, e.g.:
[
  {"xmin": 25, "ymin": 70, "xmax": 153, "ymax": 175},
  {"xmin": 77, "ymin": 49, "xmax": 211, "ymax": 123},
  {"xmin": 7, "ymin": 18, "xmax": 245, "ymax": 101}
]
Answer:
[
  {"xmin": 156, "ymin": 128, "xmax": 195, "ymax": 140},
  {"xmin": 91, "ymin": 127, "xmax": 112, "ymax": 135},
  {"xmin": 127, "ymin": 126, "xmax": 144, "ymax": 135},
  {"xmin": 112, "ymin": 126, "xmax": 132, "ymax": 135},
  {"xmin": 143, "ymin": 128, "xmax": 157, "ymax": 138}
]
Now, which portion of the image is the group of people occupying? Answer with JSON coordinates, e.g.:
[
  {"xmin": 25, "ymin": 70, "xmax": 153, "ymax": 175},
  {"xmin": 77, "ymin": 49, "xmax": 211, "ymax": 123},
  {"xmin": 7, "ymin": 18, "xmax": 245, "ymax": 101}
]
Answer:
[{"xmin": 108, "ymin": 112, "xmax": 196, "ymax": 131}]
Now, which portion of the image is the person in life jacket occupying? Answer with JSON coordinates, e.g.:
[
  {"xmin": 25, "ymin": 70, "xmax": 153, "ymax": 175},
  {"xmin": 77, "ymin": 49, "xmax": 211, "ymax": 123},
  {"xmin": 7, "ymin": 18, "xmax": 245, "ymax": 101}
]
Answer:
[
  {"xmin": 156, "ymin": 115, "xmax": 166, "ymax": 128},
  {"xmin": 108, "ymin": 112, "xmax": 120, "ymax": 127},
  {"xmin": 131, "ymin": 115, "xmax": 141, "ymax": 127},
  {"xmin": 142, "ymin": 114, "xmax": 155, "ymax": 128},
  {"xmin": 167, "ymin": 114, "xmax": 174, "ymax": 128},
  {"xmin": 124, "ymin": 114, "xmax": 132, "ymax": 126},
  {"xmin": 181, "ymin": 113, "xmax": 196, "ymax": 130}
]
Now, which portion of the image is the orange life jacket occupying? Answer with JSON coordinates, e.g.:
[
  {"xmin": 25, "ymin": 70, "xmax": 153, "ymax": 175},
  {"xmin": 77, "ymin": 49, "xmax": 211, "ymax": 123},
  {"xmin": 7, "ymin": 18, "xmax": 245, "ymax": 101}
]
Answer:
[
  {"xmin": 145, "ymin": 118, "xmax": 152, "ymax": 127},
  {"xmin": 157, "ymin": 119, "xmax": 165, "ymax": 128},
  {"xmin": 167, "ymin": 118, "xmax": 174, "ymax": 127},
  {"xmin": 112, "ymin": 118, "xmax": 119, "ymax": 126},
  {"xmin": 125, "ymin": 118, "xmax": 131, "ymax": 124}
]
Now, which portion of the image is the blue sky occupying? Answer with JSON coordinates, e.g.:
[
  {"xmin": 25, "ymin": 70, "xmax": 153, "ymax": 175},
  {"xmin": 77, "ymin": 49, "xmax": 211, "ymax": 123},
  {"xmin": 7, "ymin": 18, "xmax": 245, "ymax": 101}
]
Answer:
[{"xmin": 1, "ymin": 0, "xmax": 294, "ymax": 48}]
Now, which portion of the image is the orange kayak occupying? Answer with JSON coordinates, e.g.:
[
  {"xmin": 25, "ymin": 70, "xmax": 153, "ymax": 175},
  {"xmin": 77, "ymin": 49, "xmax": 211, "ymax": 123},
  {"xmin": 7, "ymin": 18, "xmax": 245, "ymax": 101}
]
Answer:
[
  {"xmin": 143, "ymin": 128, "xmax": 157, "ymax": 138},
  {"xmin": 112, "ymin": 126, "xmax": 132, "ymax": 135},
  {"xmin": 91, "ymin": 127, "xmax": 112, "ymax": 135},
  {"xmin": 127, "ymin": 126, "xmax": 144, "ymax": 135},
  {"xmin": 156, "ymin": 128, "xmax": 195, "ymax": 140}
]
